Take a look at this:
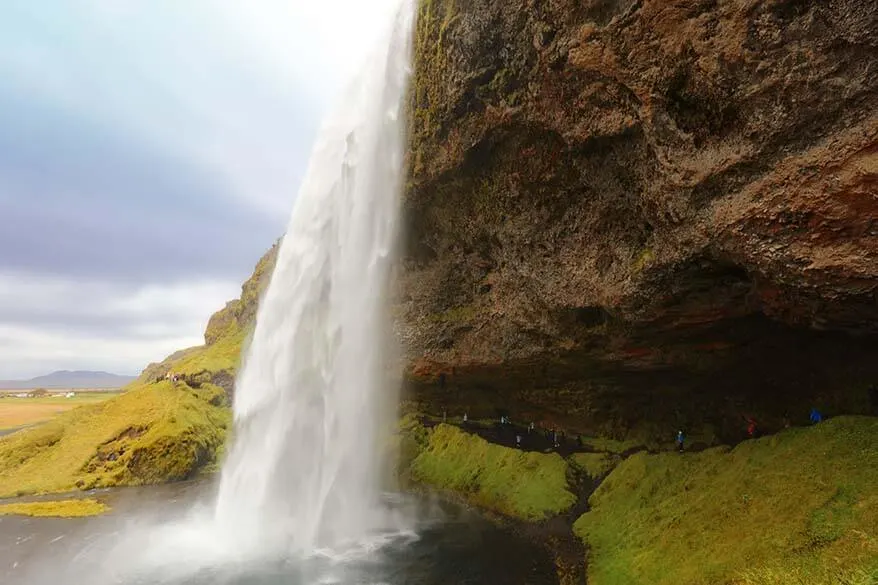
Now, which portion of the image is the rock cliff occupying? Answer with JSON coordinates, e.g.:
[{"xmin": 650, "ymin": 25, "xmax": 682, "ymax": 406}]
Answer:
[
  {"xmin": 398, "ymin": 0, "xmax": 878, "ymax": 440},
  {"xmin": 136, "ymin": 241, "xmax": 280, "ymax": 396}
]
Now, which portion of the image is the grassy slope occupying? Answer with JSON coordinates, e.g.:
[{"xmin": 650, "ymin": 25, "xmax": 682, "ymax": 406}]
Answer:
[
  {"xmin": 410, "ymin": 423, "xmax": 576, "ymax": 521},
  {"xmin": 0, "ymin": 382, "xmax": 229, "ymax": 497},
  {"xmin": 0, "ymin": 244, "xmax": 279, "ymax": 497},
  {"xmin": 568, "ymin": 452, "xmax": 619, "ymax": 481},
  {"xmin": 171, "ymin": 320, "xmax": 247, "ymax": 378},
  {"xmin": 0, "ymin": 499, "xmax": 109, "ymax": 518},
  {"xmin": 575, "ymin": 416, "xmax": 878, "ymax": 585},
  {"xmin": 136, "ymin": 242, "xmax": 279, "ymax": 385}
]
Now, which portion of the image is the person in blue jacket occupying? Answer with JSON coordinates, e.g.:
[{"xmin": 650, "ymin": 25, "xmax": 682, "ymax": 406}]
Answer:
[
  {"xmin": 809, "ymin": 407, "xmax": 823, "ymax": 424},
  {"xmin": 675, "ymin": 430, "xmax": 685, "ymax": 453}
]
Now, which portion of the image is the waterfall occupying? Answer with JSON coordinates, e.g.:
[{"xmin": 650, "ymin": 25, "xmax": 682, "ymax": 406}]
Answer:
[{"xmin": 213, "ymin": 0, "xmax": 415, "ymax": 556}]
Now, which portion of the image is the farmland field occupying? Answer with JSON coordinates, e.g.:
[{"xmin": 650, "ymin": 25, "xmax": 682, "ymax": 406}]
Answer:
[{"xmin": 0, "ymin": 392, "xmax": 121, "ymax": 430}]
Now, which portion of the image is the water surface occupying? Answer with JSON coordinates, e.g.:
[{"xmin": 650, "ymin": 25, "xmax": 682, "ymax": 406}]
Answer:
[{"xmin": 1, "ymin": 482, "xmax": 556, "ymax": 585}]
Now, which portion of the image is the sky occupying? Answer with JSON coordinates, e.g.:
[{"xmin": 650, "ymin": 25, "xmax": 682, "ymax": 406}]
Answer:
[{"xmin": 0, "ymin": 0, "xmax": 402, "ymax": 379}]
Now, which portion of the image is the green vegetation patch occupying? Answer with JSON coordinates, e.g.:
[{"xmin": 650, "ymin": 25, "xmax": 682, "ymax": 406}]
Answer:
[
  {"xmin": 136, "ymin": 242, "xmax": 279, "ymax": 386},
  {"xmin": 171, "ymin": 320, "xmax": 248, "ymax": 378},
  {"xmin": 411, "ymin": 423, "xmax": 576, "ymax": 521},
  {"xmin": 574, "ymin": 416, "xmax": 878, "ymax": 585},
  {"xmin": 0, "ymin": 381, "xmax": 230, "ymax": 497},
  {"xmin": 0, "ymin": 498, "xmax": 109, "ymax": 518},
  {"xmin": 579, "ymin": 435, "xmax": 645, "ymax": 455},
  {"xmin": 409, "ymin": 0, "xmax": 458, "ymax": 176},
  {"xmin": 568, "ymin": 452, "xmax": 619, "ymax": 481}
]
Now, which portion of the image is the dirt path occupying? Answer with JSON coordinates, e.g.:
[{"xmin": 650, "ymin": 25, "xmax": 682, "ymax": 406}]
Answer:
[{"xmin": 419, "ymin": 416, "xmax": 633, "ymax": 457}]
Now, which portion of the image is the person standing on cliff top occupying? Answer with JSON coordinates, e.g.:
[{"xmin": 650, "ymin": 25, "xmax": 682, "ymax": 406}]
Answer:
[
  {"xmin": 810, "ymin": 407, "xmax": 823, "ymax": 424},
  {"xmin": 676, "ymin": 430, "xmax": 685, "ymax": 453}
]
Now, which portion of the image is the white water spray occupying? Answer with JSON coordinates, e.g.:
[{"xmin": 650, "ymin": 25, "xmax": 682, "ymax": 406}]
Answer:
[
  {"xmin": 14, "ymin": 6, "xmax": 428, "ymax": 584},
  {"xmin": 214, "ymin": 0, "xmax": 415, "ymax": 556}
]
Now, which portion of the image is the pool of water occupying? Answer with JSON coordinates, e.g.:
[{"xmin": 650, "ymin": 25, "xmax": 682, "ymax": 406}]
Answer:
[{"xmin": 0, "ymin": 482, "xmax": 556, "ymax": 585}]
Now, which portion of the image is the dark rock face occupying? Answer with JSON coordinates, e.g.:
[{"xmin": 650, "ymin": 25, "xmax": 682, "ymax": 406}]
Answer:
[{"xmin": 399, "ymin": 0, "xmax": 878, "ymax": 439}]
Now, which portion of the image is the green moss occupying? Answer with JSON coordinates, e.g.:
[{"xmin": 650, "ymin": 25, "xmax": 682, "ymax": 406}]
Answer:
[
  {"xmin": 135, "ymin": 243, "xmax": 278, "ymax": 387},
  {"xmin": 409, "ymin": 0, "xmax": 458, "ymax": 176},
  {"xmin": 0, "ymin": 498, "xmax": 109, "ymax": 518},
  {"xmin": 410, "ymin": 423, "xmax": 576, "ymax": 521},
  {"xmin": 632, "ymin": 247, "xmax": 655, "ymax": 273},
  {"xmin": 428, "ymin": 304, "xmax": 477, "ymax": 324},
  {"xmin": 579, "ymin": 435, "xmax": 646, "ymax": 455},
  {"xmin": 0, "ymin": 382, "xmax": 230, "ymax": 497},
  {"xmin": 574, "ymin": 416, "xmax": 878, "ymax": 585},
  {"xmin": 739, "ymin": 563, "xmax": 878, "ymax": 585},
  {"xmin": 568, "ymin": 452, "xmax": 618, "ymax": 481},
  {"xmin": 171, "ymin": 321, "xmax": 247, "ymax": 377}
]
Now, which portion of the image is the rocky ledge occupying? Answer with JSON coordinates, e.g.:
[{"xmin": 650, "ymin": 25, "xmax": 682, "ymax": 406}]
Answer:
[{"xmin": 397, "ymin": 0, "xmax": 878, "ymax": 440}]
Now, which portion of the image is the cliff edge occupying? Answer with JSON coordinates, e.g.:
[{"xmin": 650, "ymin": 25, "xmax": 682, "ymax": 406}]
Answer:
[{"xmin": 398, "ymin": 0, "xmax": 878, "ymax": 439}]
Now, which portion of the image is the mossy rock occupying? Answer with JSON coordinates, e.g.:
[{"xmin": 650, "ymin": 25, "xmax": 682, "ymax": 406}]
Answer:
[
  {"xmin": 409, "ymin": 423, "xmax": 576, "ymax": 521},
  {"xmin": 575, "ymin": 416, "xmax": 878, "ymax": 585},
  {"xmin": 0, "ymin": 382, "xmax": 230, "ymax": 497}
]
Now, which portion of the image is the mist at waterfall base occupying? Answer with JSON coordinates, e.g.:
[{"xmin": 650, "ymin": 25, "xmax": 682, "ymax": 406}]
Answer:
[
  {"xmin": 0, "ymin": 2, "xmax": 546, "ymax": 583},
  {"xmin": 212, "ymin": 0, "xmax": 414, "ymax": 558}
]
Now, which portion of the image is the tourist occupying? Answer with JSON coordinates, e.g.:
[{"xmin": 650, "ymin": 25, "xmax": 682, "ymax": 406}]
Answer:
[
  {"xmin": 516, "ymin": 434, "xmax": 522, "ymax": 448},
  {"xmin": 810, "ymin": 407, "xmax": 823, "ymax": 424},
  {"xmin": 463, "ymin": 413, "xmax": 468, "ymax": 424},
  {"xmin": 528, "ymin": 422, "xmax": 534, "ymax": 434},
  {"xmin": 746, "ymin": 417, "xmax": 758, "ymax": 438},
  {"xmin": 676, "ymin": 430, "xmax": 685, "ymax": 453}
]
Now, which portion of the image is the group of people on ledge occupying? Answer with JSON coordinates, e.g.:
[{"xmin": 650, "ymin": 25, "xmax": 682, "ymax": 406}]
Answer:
[
  {"xmin": 153, "ymin": 371, "xmax": 180, "ymax": 384},
  {"xmin": 439, "ymin": 403, "xmax": 835, "ymax": 456},
  {"xmin": 674, "ymin": 406, "xmax": 827, "ymax": 453},
  {"xmin": 433, "ymin": 373, "xmax": 876, "ymax": 454},
  {"xmin": 441, "ymin": 410, "xmax": 588, "ymax": 454}
]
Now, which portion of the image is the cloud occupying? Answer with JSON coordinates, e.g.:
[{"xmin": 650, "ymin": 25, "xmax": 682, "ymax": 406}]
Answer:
[
  {"xmin": 0, "ymin": 0, "xmax": 410, "ymax": 377},
  {"xmin": 0, "ymin": 272, "xmax": 239, "ymax": 379}
]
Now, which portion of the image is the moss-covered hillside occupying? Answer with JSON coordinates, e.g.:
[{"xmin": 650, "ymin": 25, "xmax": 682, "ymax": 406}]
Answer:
[
  {"xmin": 407, "ymin": 421, "xmax": 576, "ymax": 521},
  {"xmin": 576, "ymin": 416, "xmax": 878, "ymax": 585},
  {"xmin": 136, "ymin": 241, "xmax": 279, "ymax": 396},
  {"xmin": 399, "ymin": 416, "xmax": 878, "ymax": 585},
  {"xmin": 0, "ymin": 242, "xmax": 280, "ymax": 497},
  {"xmin": 0, "ymin": 381, "xmax": 229, "ymax": 497}
]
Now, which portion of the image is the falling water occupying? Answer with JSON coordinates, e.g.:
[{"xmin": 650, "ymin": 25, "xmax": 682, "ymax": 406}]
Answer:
[
  {"xmin": 213, "ymin": 0, "xmax": 415, "ymax": 557},
  {"xmin": 10, "ymin": 4, "xmax": 421, "ymax": 584},
  {"xmin": 3, "ymin": 5, "xmax": 563, "ymax": 584}
]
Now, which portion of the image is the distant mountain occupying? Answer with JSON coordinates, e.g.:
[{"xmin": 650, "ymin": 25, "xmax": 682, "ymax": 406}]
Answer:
[{"xmin": 0, "ymin": 370, "xmax": 136, "ymax": 390}]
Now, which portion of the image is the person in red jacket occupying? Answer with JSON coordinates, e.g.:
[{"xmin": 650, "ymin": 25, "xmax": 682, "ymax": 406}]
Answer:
[{"xmin": 746, "ymin": 417, "xmax": 758, "ymax": 438}]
